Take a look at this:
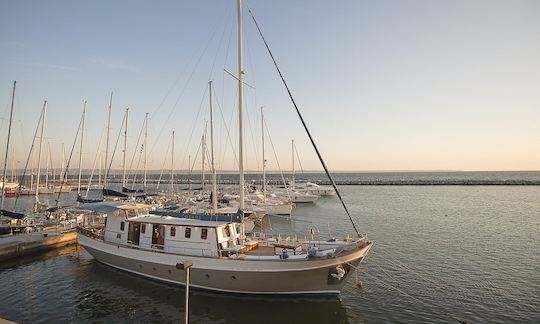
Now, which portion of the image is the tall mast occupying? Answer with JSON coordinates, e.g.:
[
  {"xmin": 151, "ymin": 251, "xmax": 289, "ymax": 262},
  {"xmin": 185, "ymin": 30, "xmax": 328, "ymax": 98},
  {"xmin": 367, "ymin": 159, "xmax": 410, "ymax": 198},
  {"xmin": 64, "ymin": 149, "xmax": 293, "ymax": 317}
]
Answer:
[
  {"xmin": 188, "ymin": 154, "xmax": 192, "ymax": 190},
  {"xmin": 209, "ymin": 80, "xmax": 218, "ymax": 213},
  {"xmin": 78, "ymin": 100, "xmax": 87, "ymax": 194},
  {"xmin": 291, "ymin": 139, "xmax": 295, "ymax": 188},
  {"xmin": 104, "ymin": 92, "xmax": 113, "ymax": 187},
  {"xmin": 98, "ymin": 153, "xmax": 102, "ymax": 187},
  {"xmin": 261, "ymin": 107, "xmax": 266, "ymax": 201},
  {"xmin": 237, "ymin": 0, "xmax": 245, "ymax": 210},
  {"xmin": 170, "ymin": 130, "xmax": 175, "ymax": 194},
  {"xmin": 143, "ymin": 112, "xmax": 148, "ymax": 189},
  {"xmin": 61, "ymin": 143, "xmax": 66, "ymax": 184},
  {"xmin": 1, "ymin": 81, "xmax": 16, "ymax": 209},
  {"xmin": 35, "ymin": 100, "xmax": 47, "ymax": 202},
  {"xmin": 122, "ymin": 107, "xmax": 129, "ymax": 188},
  {"xmin": 45, "ymin": 142, "xmax": 50, "ymax": 188},
  {"xmin": 10, "ymin": 147, "xmax": 15, "ymax": 183},
  {"xmin": 201, "ymin": 134, "xmax": 205, "ymax": 192}
]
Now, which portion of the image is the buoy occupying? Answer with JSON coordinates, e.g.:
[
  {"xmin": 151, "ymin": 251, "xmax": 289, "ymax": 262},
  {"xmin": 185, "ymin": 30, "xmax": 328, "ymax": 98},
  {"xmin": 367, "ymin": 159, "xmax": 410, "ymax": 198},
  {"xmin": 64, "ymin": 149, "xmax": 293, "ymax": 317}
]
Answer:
[{"xmin": 355, "ymin": 280, "xmax": 364, "ymax": 289}]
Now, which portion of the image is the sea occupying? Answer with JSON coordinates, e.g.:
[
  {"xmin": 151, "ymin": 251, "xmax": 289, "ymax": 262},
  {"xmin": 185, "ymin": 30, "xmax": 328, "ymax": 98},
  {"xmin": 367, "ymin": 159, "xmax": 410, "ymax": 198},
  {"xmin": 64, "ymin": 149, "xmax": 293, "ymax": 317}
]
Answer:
[{"xmin": 0, "ymin": 171, "xmax": 539, "ymax": 323}]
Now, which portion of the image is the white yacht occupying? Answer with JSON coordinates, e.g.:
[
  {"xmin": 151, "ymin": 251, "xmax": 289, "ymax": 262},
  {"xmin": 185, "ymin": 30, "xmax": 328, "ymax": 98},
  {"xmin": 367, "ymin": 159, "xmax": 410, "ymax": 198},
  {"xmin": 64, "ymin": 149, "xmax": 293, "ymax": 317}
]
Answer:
[{"xmin": 77, "ymin": 201, "xmax": 372, "ymax": 295}]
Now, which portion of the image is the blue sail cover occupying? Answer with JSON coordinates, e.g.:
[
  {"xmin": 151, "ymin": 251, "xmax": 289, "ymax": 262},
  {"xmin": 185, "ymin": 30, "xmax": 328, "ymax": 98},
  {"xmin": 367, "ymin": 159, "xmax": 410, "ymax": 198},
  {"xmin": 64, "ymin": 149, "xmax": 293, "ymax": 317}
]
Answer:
[
  {"xmin": 78, "ymin": 201, "xmax": 129, "ymax": 213},
  {"xmin": 149, "ymin": 209, "xmax": 243, "ymax": 223},
  {"xmin": 0, "ymin": 209, "xmax": 25, "ymax": 219}
]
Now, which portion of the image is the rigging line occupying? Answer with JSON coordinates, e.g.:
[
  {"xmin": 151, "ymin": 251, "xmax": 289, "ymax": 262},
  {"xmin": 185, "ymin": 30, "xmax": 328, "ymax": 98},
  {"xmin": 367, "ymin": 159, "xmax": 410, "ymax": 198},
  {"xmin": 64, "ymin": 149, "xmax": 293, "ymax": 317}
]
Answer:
[
  {"xmin": 130, "ymin": 142, "xmax": 144, "ymax": 190},
  {"xmin": 156, "ymin": 133, "xmax": 172, "ymax": 189},
  {"xmin": 126, "ymin": 115, "xmax": 145, "ymax": 186},
  {"xmin": 360, "ymin": 269, "xmax": 467, "ymax": 324},
  {"xmin": 148, "ymin": 9, "xmax": 230, "ymax": 157},
  {"xmin": 263, "ymin": 117, "xmax": 291, "ymax": 201},
  {"xmin": 247, "ymin": 6, "xmax": 361, "ymax": 237},
  {"xmin": 105, "ymin": 112, "xmax": 128, "ymax": 183},
  {"xmin": 55, "ymin": 111, "xmax": 83, "ymax": 208},
  {"xmin": 294, "ymin": 141, "xmax": 305, "ymax": 174},
  {"xmin": 179, "ymin": 86, "xmax": 209, "ymax": 171},
  {"xmin": 84, "ymin": 119, "xmax": 107, "ymax": 198},
  {"xmin": 214, "ymin": 87, "xmax": 239, "ymax": 166},
  {"xmin": 13, "ymin": 106, "xmax": 43, "ymax": 210}
]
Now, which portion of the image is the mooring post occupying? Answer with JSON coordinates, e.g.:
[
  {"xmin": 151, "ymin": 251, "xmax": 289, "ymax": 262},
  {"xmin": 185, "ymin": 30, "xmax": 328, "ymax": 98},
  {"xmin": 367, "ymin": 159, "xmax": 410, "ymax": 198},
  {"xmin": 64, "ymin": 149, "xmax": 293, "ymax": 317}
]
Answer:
[{"xmin": 176, "ymin": 260, "xmax": 193, "ymax": 324}]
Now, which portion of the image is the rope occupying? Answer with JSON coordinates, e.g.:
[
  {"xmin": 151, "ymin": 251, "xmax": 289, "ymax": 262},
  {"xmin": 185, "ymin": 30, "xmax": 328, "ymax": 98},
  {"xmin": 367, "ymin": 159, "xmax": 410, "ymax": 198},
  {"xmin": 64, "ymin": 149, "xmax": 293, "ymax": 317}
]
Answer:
[
  {"xmin": 247, "ymin": 6, "xmax": 361, "ymax": 237},
  {"xmin": 55, "ymin": 111, "xmax": 83, "ymax": 208}
]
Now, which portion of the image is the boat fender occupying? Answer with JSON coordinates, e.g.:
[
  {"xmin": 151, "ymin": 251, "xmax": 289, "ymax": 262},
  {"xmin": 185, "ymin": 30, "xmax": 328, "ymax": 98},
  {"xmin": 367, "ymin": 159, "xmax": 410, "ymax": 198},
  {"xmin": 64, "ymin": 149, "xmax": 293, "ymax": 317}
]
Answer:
[{"xmin": 307, "ymin": 247, "xmax": 317, "ymax": 258}]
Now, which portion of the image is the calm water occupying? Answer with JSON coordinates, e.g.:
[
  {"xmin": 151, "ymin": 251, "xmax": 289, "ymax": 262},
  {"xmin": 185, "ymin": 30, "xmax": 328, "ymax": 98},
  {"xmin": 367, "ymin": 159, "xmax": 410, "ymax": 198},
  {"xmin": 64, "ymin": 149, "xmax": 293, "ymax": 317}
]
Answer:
[{"xmin": 1, "ymin": 184, "xmax": 539, "ymax": 323}]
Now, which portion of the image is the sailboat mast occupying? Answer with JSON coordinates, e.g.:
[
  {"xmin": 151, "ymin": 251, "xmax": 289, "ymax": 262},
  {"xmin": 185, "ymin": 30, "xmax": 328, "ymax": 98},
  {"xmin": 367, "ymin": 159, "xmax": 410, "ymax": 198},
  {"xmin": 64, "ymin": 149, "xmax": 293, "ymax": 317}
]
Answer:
[
  {"xmin": 122, "ymin": 107, "xmax": 129, "ymax": 188},
  {"xmin": 291, "ymin": 139, "xmax": 295, "ymax": 188},
  {"xmin": 78, "ymin": 100, "xmax": 87, "ymax": 194},
  {"xmin": 45, "ymin": 142, "xmax": 50, "ymax": 188},
  {"xmin": 237, "ymin": 0, "xmax": 245, "ymax": 210},
  {"xmin": 1, "ymin": 81, "xmax": 16, "ymax": 209},
  {"xmin": 261, "ymin": 107, "xmax": 266, "ymax": 201},
  {"xmin": 201, "ymin": 134, "xmax": 205, "ymax": 192},
  {"xmin": 10, "ymin": 147, "xmax": 15, "ymax": 183},
  {"xmin": 170, "ymin": 130, "xmax": 175, "ymax": 194},
  {"xmin": 104, "ymin": 92, "xmax": 113, "ymax": 187},
  {"xmin": 35, "ymin": 100, "xmax": 47, "ymax": 201},
  {"xmin": 98, "ymin": 153, "xmax": 102, "ymax": 186},
  {"xmin": 188, "ymin": 154, "xmax": 192, "ymax": 190},
  {"xmin": 61, "ymin": 143, "xmax": 66, "ymax": 184},
  {"xmin": 143, "ymin": 112, "xmax": 148, "ymax": 189},
  {"xmin": 209, "ymin": 80, "xmax": 218, "ymax": 213}
]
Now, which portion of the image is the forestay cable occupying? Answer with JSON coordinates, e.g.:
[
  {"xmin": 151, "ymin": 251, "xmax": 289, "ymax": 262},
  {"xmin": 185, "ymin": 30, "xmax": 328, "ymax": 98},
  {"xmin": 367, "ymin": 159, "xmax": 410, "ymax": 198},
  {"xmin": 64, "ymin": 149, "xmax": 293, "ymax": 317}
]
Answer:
[{"xmin": 246, "ymin": 5, "xmax": 361, "ymax": 237}]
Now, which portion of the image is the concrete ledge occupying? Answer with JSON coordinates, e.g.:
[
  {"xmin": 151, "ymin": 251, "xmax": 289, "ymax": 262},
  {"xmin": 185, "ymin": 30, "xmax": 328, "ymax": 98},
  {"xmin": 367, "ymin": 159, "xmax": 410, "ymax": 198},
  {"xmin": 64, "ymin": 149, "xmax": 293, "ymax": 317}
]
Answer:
[{"xmin": 0, "ymin": 231, "xmax": 77, "ymax": 262}]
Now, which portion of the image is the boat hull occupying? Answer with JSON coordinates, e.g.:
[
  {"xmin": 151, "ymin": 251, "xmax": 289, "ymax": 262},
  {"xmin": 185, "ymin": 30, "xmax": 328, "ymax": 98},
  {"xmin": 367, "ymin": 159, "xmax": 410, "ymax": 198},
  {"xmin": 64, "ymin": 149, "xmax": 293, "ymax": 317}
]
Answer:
[{"xmin": 78, "ymin": 234, "xmax": 371, "ymax": 295}]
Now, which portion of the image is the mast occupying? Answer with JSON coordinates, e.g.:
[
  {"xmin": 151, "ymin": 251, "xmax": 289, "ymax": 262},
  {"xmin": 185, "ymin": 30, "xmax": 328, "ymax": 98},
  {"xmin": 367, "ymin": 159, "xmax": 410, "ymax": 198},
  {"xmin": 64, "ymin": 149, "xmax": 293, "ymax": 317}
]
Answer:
[
  {"xmin": 209, "ymin": 80, "xmax": 218, "ymax": 213},
  {"xmin": 291, "ymin": 139, "xmax": 295, "ymax": 188},
  {"xmin": 10, "ymin": 147, "xmax": 15, "ymax": 183},
  {"xmin": 35, "ymin": 100, "xmax": 47, "ymax": 202},
  {"xmin": 237, "ymin": 0, "xmax": 245, "ymax": 210},
  {"xmin": 78, "ymin": 100, "xmax": 87, "ymax": 194},
  {"xmin": 98, "ymin": 153, "xmax": 102, "ymax": 187},
  {"xmin": 61, "ymin": 143, "xmax": 66, "ymax": 184},
  {"xmin": 45, "ymin": 142, "xmax": 50, "ymax": 189},
  {"xmin": 1, "ymin": 81, "xmax": 16, "ymax": 209},
  {"xmin": 188, "ymin": 154, "xmax": 192, "ymax": 190},
  {"xmin": 261, "ymin": 107, "xmax": 266, "ymax": 201},
  {"xmin": 104, "ymin": 92, "xmax": 113, "ymax": 187},
  {"xmin": 201, "ymin": 134, "xmax": 205, "ymax": 192},
  {"xmin": 170, "ymin": 130, "xmax": 175, "ymax": 195},
  {"xmin": 122, "ymin": 107, "xmax": 129, "ymax": 188},
  {"xmin": 143, "ymin": 112, "xmax": 148, "ymax": 189}
]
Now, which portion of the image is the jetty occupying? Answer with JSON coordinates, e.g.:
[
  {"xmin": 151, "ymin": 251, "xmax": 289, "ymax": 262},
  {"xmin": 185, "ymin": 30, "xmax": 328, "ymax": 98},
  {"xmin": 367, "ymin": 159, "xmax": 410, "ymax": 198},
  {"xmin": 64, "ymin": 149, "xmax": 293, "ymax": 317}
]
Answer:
[{"xmin": 0, "ymin": 229, "xmax": 77, "ymax": 262}]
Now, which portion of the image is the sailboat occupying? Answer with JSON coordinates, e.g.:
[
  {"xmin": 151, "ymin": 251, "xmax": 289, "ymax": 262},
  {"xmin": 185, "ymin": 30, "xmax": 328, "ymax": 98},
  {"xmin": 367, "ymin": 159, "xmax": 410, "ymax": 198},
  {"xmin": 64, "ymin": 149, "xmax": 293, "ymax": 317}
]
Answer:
[{"xmin": 77, "ymin": 0, "xmax": 371, "ymax": 295}]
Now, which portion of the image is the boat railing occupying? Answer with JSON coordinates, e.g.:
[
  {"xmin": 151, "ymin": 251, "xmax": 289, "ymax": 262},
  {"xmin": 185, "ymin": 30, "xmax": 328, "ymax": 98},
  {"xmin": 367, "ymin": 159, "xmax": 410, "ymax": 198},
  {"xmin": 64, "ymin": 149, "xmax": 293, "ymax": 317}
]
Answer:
[{"xmin": 76, "ymin": 226, "xmax": 104, "ymax": 241}]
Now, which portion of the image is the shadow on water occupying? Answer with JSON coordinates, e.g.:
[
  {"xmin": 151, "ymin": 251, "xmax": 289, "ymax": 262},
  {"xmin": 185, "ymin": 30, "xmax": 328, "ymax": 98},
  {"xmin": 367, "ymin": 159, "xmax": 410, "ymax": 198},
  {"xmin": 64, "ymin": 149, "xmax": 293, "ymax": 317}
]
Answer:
[{"xmin": 75, "ymin": 259, "xmax": 354, "ymax": 324}]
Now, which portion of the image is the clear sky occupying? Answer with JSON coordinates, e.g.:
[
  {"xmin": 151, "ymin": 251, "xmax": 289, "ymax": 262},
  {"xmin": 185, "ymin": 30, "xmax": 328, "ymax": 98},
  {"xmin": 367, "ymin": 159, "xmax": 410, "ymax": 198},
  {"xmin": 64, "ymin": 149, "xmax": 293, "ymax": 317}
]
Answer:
[{"xmin": 0, "ymin": 0, "xmax": 539, "ymax": 173}]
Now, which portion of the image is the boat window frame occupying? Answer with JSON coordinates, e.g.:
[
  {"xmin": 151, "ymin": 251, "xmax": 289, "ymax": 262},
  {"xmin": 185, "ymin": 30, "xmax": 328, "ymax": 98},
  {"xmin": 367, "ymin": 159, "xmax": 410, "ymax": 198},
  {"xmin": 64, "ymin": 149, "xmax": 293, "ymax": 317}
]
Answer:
[
  {"xmin": 185, "ymin": 227, "xmax": 191, "ymax": 239},
  {"xmin": 141, "ymin": 223, "xmax": 146, "ymax": 234},
  {"xmin": 201, "ymin": 228, "xmax": 208, "ymax": 240},
  {"xmin": 120, "ymin": 221, "xmax": 125, "ymax": 231},
  {"xmin": 170, "ymin": 226, "xmax": 176, "ymax": 237}
]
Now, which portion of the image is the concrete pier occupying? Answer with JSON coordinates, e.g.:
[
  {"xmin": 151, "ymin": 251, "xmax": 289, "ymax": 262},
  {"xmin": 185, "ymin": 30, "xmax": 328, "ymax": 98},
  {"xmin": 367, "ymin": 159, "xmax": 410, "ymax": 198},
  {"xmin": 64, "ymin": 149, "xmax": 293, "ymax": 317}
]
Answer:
[{"xmin": 0, "ymin": 229, "xmax": 77, "ymax": 262}]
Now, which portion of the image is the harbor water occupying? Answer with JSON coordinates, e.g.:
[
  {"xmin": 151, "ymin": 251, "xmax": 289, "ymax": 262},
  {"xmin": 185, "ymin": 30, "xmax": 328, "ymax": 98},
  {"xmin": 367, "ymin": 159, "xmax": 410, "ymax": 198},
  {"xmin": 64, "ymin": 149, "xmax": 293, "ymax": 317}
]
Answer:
[{"xmin": 0, "ymin": 182, "xmax": 539, "ymax": 323}]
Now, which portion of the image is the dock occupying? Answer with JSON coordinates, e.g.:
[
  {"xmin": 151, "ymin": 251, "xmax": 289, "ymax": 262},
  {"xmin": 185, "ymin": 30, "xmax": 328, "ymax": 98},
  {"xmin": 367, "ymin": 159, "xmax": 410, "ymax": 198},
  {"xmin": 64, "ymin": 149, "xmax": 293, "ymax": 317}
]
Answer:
[{"xmin": 0, "ymin": 229, "xmax": 77, "ymax": 262}]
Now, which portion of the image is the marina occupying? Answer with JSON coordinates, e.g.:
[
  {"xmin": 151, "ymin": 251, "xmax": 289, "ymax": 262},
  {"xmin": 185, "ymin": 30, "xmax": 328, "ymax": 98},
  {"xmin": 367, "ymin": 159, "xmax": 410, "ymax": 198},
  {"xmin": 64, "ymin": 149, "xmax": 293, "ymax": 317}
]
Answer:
[{"xmin": 1, "ymin": 0, "xmax": 539, "ymax": 323}]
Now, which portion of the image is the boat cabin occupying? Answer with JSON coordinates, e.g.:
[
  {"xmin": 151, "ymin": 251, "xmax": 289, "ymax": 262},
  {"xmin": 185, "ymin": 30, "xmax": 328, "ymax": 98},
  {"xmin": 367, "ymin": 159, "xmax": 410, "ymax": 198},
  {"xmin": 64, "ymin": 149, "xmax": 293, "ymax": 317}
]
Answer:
[{"xmin": 79, "ymin": 202, "xmax": 246, "ymax": 257}]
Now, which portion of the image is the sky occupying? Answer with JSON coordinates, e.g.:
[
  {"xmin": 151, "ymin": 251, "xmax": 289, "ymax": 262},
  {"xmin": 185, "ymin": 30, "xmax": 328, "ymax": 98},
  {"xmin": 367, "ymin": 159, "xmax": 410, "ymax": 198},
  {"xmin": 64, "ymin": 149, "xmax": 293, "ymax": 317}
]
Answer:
[{"xmin": 0, "ymin": 0, "xmax": 539, "ymax": 173}]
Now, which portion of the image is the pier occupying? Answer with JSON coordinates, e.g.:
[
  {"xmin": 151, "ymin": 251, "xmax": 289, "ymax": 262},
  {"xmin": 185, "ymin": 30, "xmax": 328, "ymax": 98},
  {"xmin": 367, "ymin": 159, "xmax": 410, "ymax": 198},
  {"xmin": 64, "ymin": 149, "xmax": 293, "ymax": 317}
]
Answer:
[{"xmin": 0, "ymin": 229, "xmax": 77, "ymax": 262}]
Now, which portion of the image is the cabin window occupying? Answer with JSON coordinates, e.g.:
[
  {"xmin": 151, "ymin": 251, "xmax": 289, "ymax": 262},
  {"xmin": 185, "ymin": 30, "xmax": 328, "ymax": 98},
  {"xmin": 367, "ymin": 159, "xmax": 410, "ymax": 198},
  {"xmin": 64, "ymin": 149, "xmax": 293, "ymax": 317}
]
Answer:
[
  {"xmin": 170, "ymin": 226, "xmax": 176, "ymax": 237},
  {"xmin": 141, "ymin": 224, "xmax": 146, "ymax": 234},
  {"xmin": 120, "ymin": 221, "xmax": 125, "ymax": 231},
  {"xmin": 201, "ymin": 228, "xmax": 208, "ymax": 240},
  {"xmin": 185, "ymin": 227, "xmax": 191, "ymax": 239}
]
